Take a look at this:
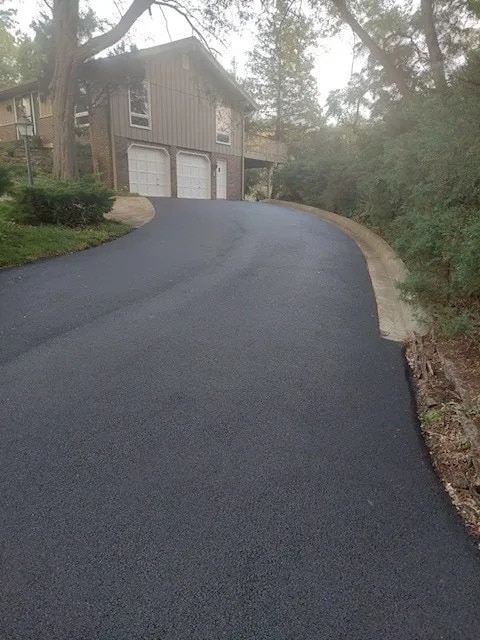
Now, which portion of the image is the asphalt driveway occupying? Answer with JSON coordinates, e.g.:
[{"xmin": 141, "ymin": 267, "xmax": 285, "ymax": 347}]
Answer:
[{"xmin": 1, "ymin": 199, "xmax": 479, "ymax": 639}]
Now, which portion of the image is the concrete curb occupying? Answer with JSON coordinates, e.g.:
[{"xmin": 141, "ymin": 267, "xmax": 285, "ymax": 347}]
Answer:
[
  {"xmin": 264, "ymin": 199, "xmax": 427, "ymax": 343},
  {"xmin": 105, "ymin": 196, "xmax": 155, "ymax": 228}
]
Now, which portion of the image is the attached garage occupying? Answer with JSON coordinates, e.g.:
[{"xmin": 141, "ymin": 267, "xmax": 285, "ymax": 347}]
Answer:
[
  {"xmin": 177, "ymin": 152, "xmax": 211, "ymax": 199},
  {"xmin": 128, "ymin": 145, "xmax": 171, "ymax": 197}
]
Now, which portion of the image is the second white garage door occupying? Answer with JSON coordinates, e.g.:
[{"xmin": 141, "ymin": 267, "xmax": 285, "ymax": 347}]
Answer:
[{"xmin": 177, "ymin": 152, "xmax": 211, "ymax": 199}]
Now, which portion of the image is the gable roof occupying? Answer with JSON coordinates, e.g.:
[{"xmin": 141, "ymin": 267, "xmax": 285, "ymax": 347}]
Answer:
[
  {"xmin": 0, "ymin": 79, "xmax": 42, "ymax": 100},
  {"xmin": 0, "ymin": 37, "xmax": 257, "ymax": 111},
  {"xmin": 87, "ymin": 37, "xmax": 257, "ymax": 112}
]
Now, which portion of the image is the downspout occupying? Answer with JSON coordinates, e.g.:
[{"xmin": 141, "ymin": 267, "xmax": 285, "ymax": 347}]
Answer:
[{"xmin": 241, "ymin": 111, "xmax": 245, "ymax": 199}]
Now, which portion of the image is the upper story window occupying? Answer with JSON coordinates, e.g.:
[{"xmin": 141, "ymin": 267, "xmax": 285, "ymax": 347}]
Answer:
[
  {"xmin": 75, "ymin": 83, "xmax": 89, "ymax": 128},
  {"xmin": 129, "ymin": 80, "xmax": 151, "ymax": 129},
  {"xmin": 14, "ymin": 92, "xmax": 40, "ymax": 138},
  {"xmin": 216, "ymin": 105, "xmax": 231, "ymax": 145}
]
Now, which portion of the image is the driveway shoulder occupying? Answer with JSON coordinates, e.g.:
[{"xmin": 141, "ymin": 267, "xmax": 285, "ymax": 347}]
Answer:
[{"xmin": 106, "ymin": 196, "xmax": 155, "ymax": 227}]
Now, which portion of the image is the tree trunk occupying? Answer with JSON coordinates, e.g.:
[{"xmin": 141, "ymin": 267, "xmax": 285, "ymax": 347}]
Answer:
[
  {"xmin": 86, "ymin": 83, "xmax": 100, "ymax": 175},
  {"xmin": 330, "ymin": 0, "xmax": 413, "ymax": 99},
  {"xmin": 274, "ymin": 18, "xmax": 284, "ymax": 141},
  {"xmin": 51, "ymin": 0, "xmax": 80, "ymax": 180},
  {"xmin": 51, "ymin": 57, "xmax": 80, "ymax": 180},
  {"xmin": 420, "ymin": 0, "xmax": 448, "ymax": 92},
  {"xmin": 275, "ymin": 56, "xmax": 283, "ymax": 140},
  {"xmin": 50, "ymin": 0, "xmax": 154, "ymax": 181}
]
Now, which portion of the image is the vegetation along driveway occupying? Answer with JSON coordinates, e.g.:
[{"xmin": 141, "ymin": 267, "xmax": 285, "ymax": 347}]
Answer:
[{"xmin": 1, "ymin": 200, "xmax": 479, "ymax": 639}]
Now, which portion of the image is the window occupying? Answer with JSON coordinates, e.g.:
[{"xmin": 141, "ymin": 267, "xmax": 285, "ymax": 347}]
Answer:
[
  {"xmin": 216, "ymin": 105, "xmax": 231, "ymax": 145},
  {"xmin": 14, "ymin": 92, "xmax": 40, "ymax": 138},
  {"xmin": 182, "ymin": 54, "xmax": 190, "ymax": 70},
  {"xmin": 75, "ymin": 83, "xmax": 89, "ymax": 128},
  {"xmin": 129, "ymin": 80, "xmax": 151, "ymax": 129}
]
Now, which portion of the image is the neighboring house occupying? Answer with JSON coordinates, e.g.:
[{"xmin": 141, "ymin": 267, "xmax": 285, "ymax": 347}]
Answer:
[{"xmin": 0, "ymin": 37, "xmax": 286, "ymax": 200}]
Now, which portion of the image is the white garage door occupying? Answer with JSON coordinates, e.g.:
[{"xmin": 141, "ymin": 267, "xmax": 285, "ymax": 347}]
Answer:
[
  {"xmin": 128, "ymin": 145, "xmax": 171, "ymax": 197},
  {"xmin": 177, "ymin": 152, "xmax": 211, "ymax": 199}
]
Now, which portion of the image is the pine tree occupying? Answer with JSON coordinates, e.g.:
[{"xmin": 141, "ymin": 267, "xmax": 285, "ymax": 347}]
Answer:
[{"xmin": 246, "ymin": 0, "xmax": 321, "ymax": 141}]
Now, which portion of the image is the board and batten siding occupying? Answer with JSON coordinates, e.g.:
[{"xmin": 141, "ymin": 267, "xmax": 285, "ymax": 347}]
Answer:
[
  {"xmin": 0, "ymin": 92, "xmax": 53, "ymax": 143},
  {"xmin": 0, "ymin": 99, "xmax": 15, "ymax": 127},
  {"xmin": 110, "ymin": 54, "xmax": 243, "ymax": 156},
  {"xmin": 0, "ymin": 93, "xmax": 53, "ymax": 125}
]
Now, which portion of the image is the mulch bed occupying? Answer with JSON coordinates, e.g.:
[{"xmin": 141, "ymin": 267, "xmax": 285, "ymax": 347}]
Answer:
[{"xmin": 407, "ymin": 332, "xmax": 480, "ymax": 538}]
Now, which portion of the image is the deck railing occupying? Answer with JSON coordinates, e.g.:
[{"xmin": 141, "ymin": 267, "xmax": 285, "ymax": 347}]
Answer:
[{"xmin": 245, "ymin": 134, "xmax": 287, "ymax": 164}]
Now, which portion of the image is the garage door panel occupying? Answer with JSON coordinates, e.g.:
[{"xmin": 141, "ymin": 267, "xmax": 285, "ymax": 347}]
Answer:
[
  {"xmin": 128, "ymin": 145, "xmax": 171, "ymax": 197},
  {"xmin": 177, "ymin": 152, "xmax": 210, "ymax": 199}
]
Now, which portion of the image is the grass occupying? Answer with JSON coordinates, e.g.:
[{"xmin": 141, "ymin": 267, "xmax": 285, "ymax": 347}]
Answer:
[{"xmin": 0, "ymin": 201, "xmax": 131, "ymax": 269}]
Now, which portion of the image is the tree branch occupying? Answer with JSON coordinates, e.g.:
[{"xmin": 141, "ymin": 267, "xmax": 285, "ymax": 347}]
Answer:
[
  {"xmin": 77, "ymin": 0, "xmax": 155, "ymax": 61},
  {"xmin": 421, "ymin": 0, "xmax": 448, "ymax": 91},
  {"xmin": 154, "ymin": 1, "xmax": 209, "ymax": 48},
  {"xmin": 330, "ymin": 0, "xmax": 414, "ymax": 99},
  {"xmin": 77, "ymin": 0, "xmax": 222, "ymax": 63},
  {"xmin": 153, "ymin": 1, "xmax": 223, "ymax": 51},
  {"xmin": 159, "ymin": 4, "xmax": 173, "ymax": 41},
  {"xmin": 382, "ymin": 32, "xmax": 428, "ymax": 66}
]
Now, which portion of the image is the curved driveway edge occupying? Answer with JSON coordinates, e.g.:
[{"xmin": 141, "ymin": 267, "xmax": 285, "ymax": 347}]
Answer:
[
  {"xmin": 265, "ymin": 199, "xmax": 426, "ymax": 343},
  {"xmin": 1, "ymin": 199, "xmax": 480, "ymax": 639},
  {"xmin": 105, "ymin": 196, "xmax": 155, "ymax": 228}
]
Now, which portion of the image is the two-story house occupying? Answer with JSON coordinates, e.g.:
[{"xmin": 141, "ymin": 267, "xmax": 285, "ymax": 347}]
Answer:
[{"xmin": 0, "ymin": 37, "xmax": 285, "ymax": 200}]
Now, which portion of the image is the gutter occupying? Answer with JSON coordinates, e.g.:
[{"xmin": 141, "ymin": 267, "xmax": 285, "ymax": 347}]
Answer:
[{"xmin": 241, "ymin": 114, "xmax": 246, "ymax": 199}]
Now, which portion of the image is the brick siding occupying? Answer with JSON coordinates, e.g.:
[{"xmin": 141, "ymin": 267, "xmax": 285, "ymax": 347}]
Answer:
[
  {"xmin": 38, "ymin": 116, "xmax": 54, "ymax": 146},
  {"xmin": 115, "ymin": 138, "xmax": 243, "ymax": 199},
  {"xmin": 0, "ymin": 123, "xmax": 17, "ymax": 143},
  {"xmin": 114, "ymin": 136, "xmax": 130, "ymax": 192},
  {"xmin": 89, "ymin": 103, "xmax": 113, "ymax": 187},
  {"xmin": 213, "ymin": 152, "xmax": 243, "ymax": 200}
]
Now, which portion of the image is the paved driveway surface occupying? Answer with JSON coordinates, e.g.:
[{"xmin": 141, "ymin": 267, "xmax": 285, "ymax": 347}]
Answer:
[{"xmin": 1, "ymin": 200, "xmax": 479, "ymax": 639}]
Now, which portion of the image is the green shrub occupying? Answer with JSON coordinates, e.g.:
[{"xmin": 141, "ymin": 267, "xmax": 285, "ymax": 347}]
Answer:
[
  {"xmin": 0, "ymin": 164, "xmax": 12, "ymax": 196},
  {"xmin": 455, "ymin": 220, "xmax": 480, "ymax": 296},
  {"xmin": 14, "ymin": 179, "xmax": 115, "ymax": 227},
  {"xmin": 273, "ymin": 86, "xmax": 480, "ymax": 334},
  {"xmin": 0, "ymin": 200, "xmax": 17, "ymax": 222},
  {"xmin": 76, "ymin": 142, "xmax": 94, "ymax": 176},
  {"xmin": 439, "ymin": 308, "xmax": 479, "ymax": 338}
]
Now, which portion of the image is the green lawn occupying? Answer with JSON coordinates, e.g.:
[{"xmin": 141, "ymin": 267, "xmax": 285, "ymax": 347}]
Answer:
[{"xmin": 0, "ymin": 203, "xmax": 131, "ymax": 268}]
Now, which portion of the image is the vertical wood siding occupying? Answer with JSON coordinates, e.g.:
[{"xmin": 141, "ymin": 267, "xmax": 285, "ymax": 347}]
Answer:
[
  {"xmin": 111, "ymin": 54, "xmax": 243, "ymax": 156},
  {"xmin": 0, "ymin": 99, "xmax": 15, "ymax": 125},
  {"xmin": 0, "ymin": 94, "xmax": 53, "ymax": 124},
  {"xmin": 0, "ymin": 94, "xmax": 53, "ymax": 142},
  {"xmin": 39, "ymin": 95, "xmax": 53, "ymax": 118}
]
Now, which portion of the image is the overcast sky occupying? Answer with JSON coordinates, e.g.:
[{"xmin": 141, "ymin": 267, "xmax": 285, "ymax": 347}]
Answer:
[{"xmin": 14, "ymin": 0, "xmax": 354, "ymax": 105}]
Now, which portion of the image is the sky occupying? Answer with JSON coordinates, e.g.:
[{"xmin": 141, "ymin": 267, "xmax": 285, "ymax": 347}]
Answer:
[{"xmin": 14, "ymin": 0, "xmax": 355, "ymax": 105}]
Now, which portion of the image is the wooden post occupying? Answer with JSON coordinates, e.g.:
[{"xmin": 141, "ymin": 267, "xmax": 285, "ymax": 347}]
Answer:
[
  {"xmin": 267, "ymin": 165, "xmax": 273, "ymax": 199},
  {"xmin": 24, "ymin": 136, "xmax": 34, "ymax": 186}
]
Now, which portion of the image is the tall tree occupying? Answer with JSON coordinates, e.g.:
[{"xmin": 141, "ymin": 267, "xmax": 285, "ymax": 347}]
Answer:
[
  {"xmin": 420, "ymin": 0, "xmax": 447, "ymax": 91},
  {"xmin": 0, "ymin": 1, "xmax": 20, "ymax": 86},
  {"xmin": 49, "ymin": 0, "xmax": 248, "ymax": 179},
  {"xmin": 246, "ymin": 0, "xmax": 321, "ymax": 141},
  {"xmin": 321, "ymin": 0, "xmax": 480, "ymax": 107},
  {"xmin": 0, "ymin": 22, "xmax": 18, "ymax": 87},
  {"xmin": 0, "ymin": 0, "xmax": 16, "ymax": 29},
  {"xmin": 12, "ymin": 6, "xmax": 108, "ymax": 86},
  {"xmin": 329, "ymin": 0, "xmax": 414, "ymax": 99}
]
